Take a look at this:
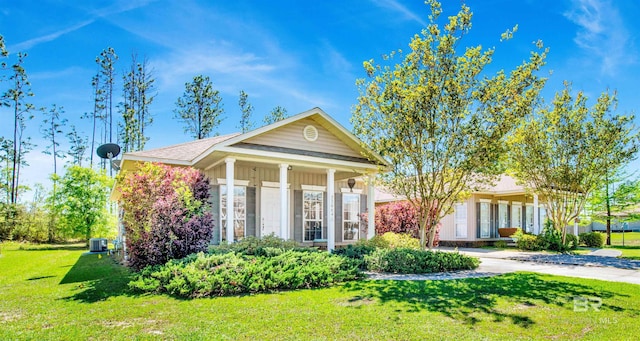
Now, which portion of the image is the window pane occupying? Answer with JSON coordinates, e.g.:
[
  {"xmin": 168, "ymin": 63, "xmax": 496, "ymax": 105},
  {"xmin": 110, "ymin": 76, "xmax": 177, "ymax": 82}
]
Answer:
[
  {"xmin": 303, "ymin": 191, "xmax": 323, "ymax": 241},
  {"xmin": 480, "ymin": 202, "xmax": 490, "ymax": 238}
]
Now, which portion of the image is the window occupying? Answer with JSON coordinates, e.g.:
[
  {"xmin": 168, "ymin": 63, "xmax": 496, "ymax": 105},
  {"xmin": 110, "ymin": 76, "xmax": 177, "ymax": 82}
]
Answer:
[
  {"xmin": 220, "ymin": 185, "xmax": 246, "ymax": 242},
  {"xmin": 498, "ymin": 202, "xmax": 509, "ymax": 228},
  {"xmin": 303, "ymin": 191, "xmax": 323, "ymax": 241},
  {"xmin": 479, "ymin": 202, "xmax": 491, "ymax": 238},
  {"xmin": 511, "ymin": 202, "xmax": 522, "ymax": 228},
  {"xmin": 455, "ymin": 202, "xmax": 467, "ymax": 238},
  {"xmin": 525, "ymin": 205, "xmax": 534, "ymax": 233},
  {"xmin": 343, "ymin": 193, "xmax": 360, "ymax": 241}
]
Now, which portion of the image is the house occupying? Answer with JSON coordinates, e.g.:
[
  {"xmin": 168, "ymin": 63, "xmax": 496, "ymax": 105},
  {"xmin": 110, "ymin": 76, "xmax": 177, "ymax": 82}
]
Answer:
[
  {"xmin": 375, "ymin": 175, "xmax": 553, "ymax": 246},
  {"xmin": 112, "ymin": 108, "xmax": 388, "ymax": 251}
]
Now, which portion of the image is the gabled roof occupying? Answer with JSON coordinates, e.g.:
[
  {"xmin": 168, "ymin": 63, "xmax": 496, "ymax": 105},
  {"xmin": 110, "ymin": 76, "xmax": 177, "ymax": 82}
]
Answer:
[
  {"xmin": 121, "ymin": 107, "xmax": 389, "ymax": 169},
  {"xmin": 191, "ymin": 107, "xmax": 388, "ymax": 167},
  {"xmin": 126, "ymin": 133, "xmax": 240, "ymax": 164}
]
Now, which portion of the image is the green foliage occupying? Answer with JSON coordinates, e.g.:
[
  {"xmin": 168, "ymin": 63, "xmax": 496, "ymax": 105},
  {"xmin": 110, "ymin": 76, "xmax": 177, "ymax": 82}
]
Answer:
[
  {"xmin": 332, "ymin": 244, "xmax": 376, "ymax": 269},
  {"xmin": 209, "ymin": 235, "xmax": 307, "ymax": 256},
  {"xmin": 129, "ymin": 250, "xmax": 362, "ymax": 298},
  {"xmin": 494, "ymin": 240, "xmax": 508, "ymax": 249},
  {"xmin": 364, "ymin": 248, "xmax": 479, "ymax": 274},
  {"xmin": 174, "ymin": 75, "xmax": 224, "ymax": 139},
  {"xmin": 119, "ymin": 55, "xmax": 155, "ymax": 152},
  {"xmin": 237, "ymin": 90, "xmax": 254, "ymax": 133},
  {"xmin": 352, "ymin": 0, "xmax": 547, "ymax": 249},
  {"xmin": 508, "ymin": 82, "xmax": 640, "ymax": 243},
  {"xmin": 54, "ymin": 166, "xmax": 113, "ymax": 242},
  {"xmin": 579, "ymin": 232, "xmax": 606, "ymax": 248},
  {"xmin": 263, "ymin": 106, "xmax": 288, "ymax": 125},
  {"xmin": 513, "ymin": 232, "xmax": 544, "ymax": 251},
  {"xmin": 367, "ymin": 232, "xmax": 420, "ymax": 249}
]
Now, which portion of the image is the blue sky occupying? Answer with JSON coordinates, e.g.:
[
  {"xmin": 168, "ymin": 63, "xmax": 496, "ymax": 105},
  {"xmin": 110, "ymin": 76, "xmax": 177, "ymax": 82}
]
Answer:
[{"xmin": 1, "ymin": 0, "xmax": 640, "ymax": 197}]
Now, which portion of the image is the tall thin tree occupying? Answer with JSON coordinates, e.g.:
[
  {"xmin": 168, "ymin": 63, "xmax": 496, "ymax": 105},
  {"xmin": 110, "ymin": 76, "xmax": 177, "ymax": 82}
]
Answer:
[
  {"xmin": 96, "ymin": 47, "xmax": 118, "ymax": 145},
  {"xmin": 238, "ymin": 90, "xmax": 254, "ymax": 133},
  {"xmin": 174, "ymin": 75, "xmax": 224, "ymax": 139},
  {"xmin": 1, "ymin": 52, "xmax": 35, "ymax": 204},
  {"xmin": 66, "ymin": 125, "xmax": 88, "ymax": 167},
  {"xmin": 41, "ymin": 104, "xmax": 66, "ymax": 175},
  {"xmin": 120, "ymin": 54, "xmax": 155, "ymax": 152}
]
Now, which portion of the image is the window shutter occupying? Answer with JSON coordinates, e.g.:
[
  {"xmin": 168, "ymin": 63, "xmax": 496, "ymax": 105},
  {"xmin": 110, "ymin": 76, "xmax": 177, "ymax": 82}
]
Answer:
[
  {"xmin": 476, "ymin": 203, "xmax": 481, "ymax": 239},
  {"xmin": 293, "ymin": 190, "xmax": 303, "ymax": 242},
  {"xmin": 246, "ymin": 187, "xmax": 256, "ymax": 238},
  {"xmin": 335, "ymin": 194, "xmax": 342, "ymax": 243},
  {"xmin": 360, "ymin": 194, "xmax": 367, "ymax": 240},
  {"xmin": 507, "ymin": 205, "xmax": 511, "ymax": 227},
  {"xmin": 210, "ymin": 185, "xmax": 220, "ymax": 244},
  {"xmin": 323, "ymin": 192, "xmax": 328, "ymax": 239}
]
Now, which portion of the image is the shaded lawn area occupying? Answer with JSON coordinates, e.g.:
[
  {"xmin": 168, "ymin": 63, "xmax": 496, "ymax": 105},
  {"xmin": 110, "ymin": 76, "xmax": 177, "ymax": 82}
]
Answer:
[{"xmin": 0, "ymin": 243, "xmax": 639, "ymax": 340}]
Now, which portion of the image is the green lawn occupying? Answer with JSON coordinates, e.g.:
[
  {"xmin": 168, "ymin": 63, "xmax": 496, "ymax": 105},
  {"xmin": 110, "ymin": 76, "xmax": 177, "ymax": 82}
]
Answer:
[
  {"xmin": 610, "ymin": 231, "xmax": 640, "ymax": 247},
  {"xmin": 1, "ymin": 242, "xmax": 639, "ymax": 340}
]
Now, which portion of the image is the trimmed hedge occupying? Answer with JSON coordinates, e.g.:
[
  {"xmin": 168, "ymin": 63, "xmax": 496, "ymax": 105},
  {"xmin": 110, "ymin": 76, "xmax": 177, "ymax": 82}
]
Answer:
[
  {"xmin": 209, "ymin": 235, "xmax": 311, "ymax": 256},
  {"xmin": 364, "ymin": 248, "xmax": 479, "ymax": 274},
  {"xmin": 579, "ymin": 232, "xmax": 606, "ymax": 248},
  {"xmin": 129, "ymin": 250, "xmax": 362, "ymax": 298}
]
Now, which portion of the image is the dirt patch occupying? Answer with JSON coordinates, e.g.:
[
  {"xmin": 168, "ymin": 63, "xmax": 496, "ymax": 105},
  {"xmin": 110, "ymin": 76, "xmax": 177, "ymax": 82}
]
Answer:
[{"xmin": 0, "ymin": 311, "xmax": 22, "ymax": 322}]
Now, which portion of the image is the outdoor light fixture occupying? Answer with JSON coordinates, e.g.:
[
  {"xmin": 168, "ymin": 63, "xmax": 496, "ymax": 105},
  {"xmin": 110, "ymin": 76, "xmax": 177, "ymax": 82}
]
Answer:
[{"xmin": 347, "ymin": 178, "xmax": 356, "ymax": 192}]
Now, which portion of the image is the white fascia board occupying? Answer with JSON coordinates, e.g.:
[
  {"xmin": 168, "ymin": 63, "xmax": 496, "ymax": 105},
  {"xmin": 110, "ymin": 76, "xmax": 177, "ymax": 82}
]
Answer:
[
  {"xmin": 122, "ymin": 154, "xmax": 192, "ymax": 166},
  {"xmin": 216, "ymin": 146, "xmax": 380, "ymax": 172}
]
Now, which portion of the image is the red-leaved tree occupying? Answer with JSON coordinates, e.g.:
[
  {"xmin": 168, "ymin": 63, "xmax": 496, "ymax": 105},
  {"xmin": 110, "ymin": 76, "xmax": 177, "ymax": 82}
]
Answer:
[
  {"xmin": 363, "ymin": 201, "xmax": 440, "ymax": 247},
  {"xmin": 118, "ymin": 163, "xmax": 213, "ymax": 270}
]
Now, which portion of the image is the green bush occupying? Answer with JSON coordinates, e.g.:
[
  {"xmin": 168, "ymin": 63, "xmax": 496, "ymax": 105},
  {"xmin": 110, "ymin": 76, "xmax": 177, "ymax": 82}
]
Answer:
[
  {"xmin": 332, "ymin": 244, "xmax": 376, "ymax": 269},
  {"xmin": 364, "ymin": 248, "xmax": 479, "ymax": 273},
  {"xmin": 361, "ymin": 232, "xmax": 420, "ymax": 249},
  {"xmin": 129, "ymin": 250, "xmax": 362, "ymax": 298},
  {"xmin": 512, "ymin": 230, "xmax": 543, "ymax": 251},
  {"xmin": 493, "ymin": 240, "xmax": 508, "ymax": 249},
  {"xmin": 209, "ymin": 235, "xmax": 310, "ymax": 256},
  {"xmin": 579, "ymin": 232, "xmax": 606, "ymax": 248}
]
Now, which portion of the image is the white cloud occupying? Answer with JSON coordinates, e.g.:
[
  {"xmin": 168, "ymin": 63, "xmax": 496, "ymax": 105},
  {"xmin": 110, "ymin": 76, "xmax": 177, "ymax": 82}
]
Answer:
[
  {"xmin": 370, "ymin": 0, "xmax": 427, "ymax": 27},
  {"xmin": 9, "ymin": 0, "xmax": 156, "ymax": 52},
  {"xmin": 11, "ymin": 20, "xmax": 95, "ymax": 51},
  {"xmin": 564, "ymin": 0, "xmax": 635, "ymax": 76}
]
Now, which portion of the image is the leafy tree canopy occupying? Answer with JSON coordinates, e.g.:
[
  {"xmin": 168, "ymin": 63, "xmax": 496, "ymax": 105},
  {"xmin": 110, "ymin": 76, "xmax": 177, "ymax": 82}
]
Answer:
[{"xmin": 352, "ymin": 0, "xmax": 547, "ymax": 248}]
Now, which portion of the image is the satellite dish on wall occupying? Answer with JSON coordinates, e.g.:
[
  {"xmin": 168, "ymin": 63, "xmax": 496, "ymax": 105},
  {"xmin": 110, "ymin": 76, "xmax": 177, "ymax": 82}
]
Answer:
[{"xmin": 96, "ymin": 143, "xmax": 121, "ymax": 159}]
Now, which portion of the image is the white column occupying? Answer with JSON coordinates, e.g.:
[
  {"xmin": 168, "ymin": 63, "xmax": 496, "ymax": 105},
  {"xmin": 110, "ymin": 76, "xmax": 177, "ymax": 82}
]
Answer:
[
  {"xmin": 327, "ymin": 168, "xmax": 335, "ymax": 252},
  {"xmin": 574, "ymin": 218, "xmax": 579, "ymax": 236},
  {"xmin": 533, "ymin": 194, "xmax": 539, "ymax": 235},
  {"xmin": 225, "ymin": 158, "xmax": 235, "ymax": 243},
  {"xmin": 279, "ymin": 164, "xmax": 289, "ymax": 240},
  {"xmin": 367, "ymin": 174, "xmax": 375, "ymax": 240}
]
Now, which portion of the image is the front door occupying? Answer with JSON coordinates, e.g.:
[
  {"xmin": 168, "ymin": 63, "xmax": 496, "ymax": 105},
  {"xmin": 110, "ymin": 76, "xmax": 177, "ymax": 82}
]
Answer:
[{"xmin": 261, "ymin": 187, "xmax": 286, "ymax": 237}]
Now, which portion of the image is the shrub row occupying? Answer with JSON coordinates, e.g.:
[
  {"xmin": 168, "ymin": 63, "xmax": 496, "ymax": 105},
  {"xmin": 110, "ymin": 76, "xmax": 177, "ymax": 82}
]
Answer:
[
  {"xmin": 513, "ymin": 229, "xmax": 578, "ymax": 252},
  {"xmin": 579, "ymin": 232, "xmax": 606, "ymax": 248},
  {"xmin": 129, "ymin": 250, "xmax": 362, "ymax": 298},
  {"xmin": 364, "ymin": 248, "xmax": 479, "ymax": 273},
  {"xmin": 209, "ymin": 235, "xmax": 311, "ymax": 256}
]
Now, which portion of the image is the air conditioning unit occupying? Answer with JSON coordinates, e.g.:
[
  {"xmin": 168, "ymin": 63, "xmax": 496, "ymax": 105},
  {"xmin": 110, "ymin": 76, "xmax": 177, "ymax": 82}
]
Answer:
[{"xmin": 90, "ymin": 238, "xmax": 108, "ymax": 252}]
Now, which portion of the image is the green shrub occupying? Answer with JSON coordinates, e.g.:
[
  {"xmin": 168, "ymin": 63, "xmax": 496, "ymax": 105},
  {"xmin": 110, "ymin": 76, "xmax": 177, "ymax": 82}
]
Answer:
[
  {"xmin": 493, "ymin": 240, "xmax": 508, "ymax": 249},
  {"xmin": 579, "ymin": 232, "xmax": 606, "ymax": 248},
  {"xmin": 512, "ymin": 230, "xmax": 543, "ymax": 251},
  {"xmin": 364, "ymin": 248, "xmax": 479, "ymax": 273},
  {"xmin": 129, "ymin": 250, "xmax": 362, "ymax": 298},
  {"xmin": 564, "ymin": 234, "xmax": 579, "ymax": 250},
  {"xmin": 209, "ymin": 235, "xmax": 310, "ymax": 256},
  {"xmin": 332, "ymin": 244, "xmax": 376, "ymax": 269},
  {"xmin": 361, "ymin": 232, "xmax": 420, "ymax": 250}
]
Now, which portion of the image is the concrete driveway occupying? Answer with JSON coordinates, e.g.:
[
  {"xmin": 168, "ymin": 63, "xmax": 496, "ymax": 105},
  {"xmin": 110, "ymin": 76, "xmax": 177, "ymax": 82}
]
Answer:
[{"xmin": 367, "ymin": 247, "xmax": 640, "ymax": 285}]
